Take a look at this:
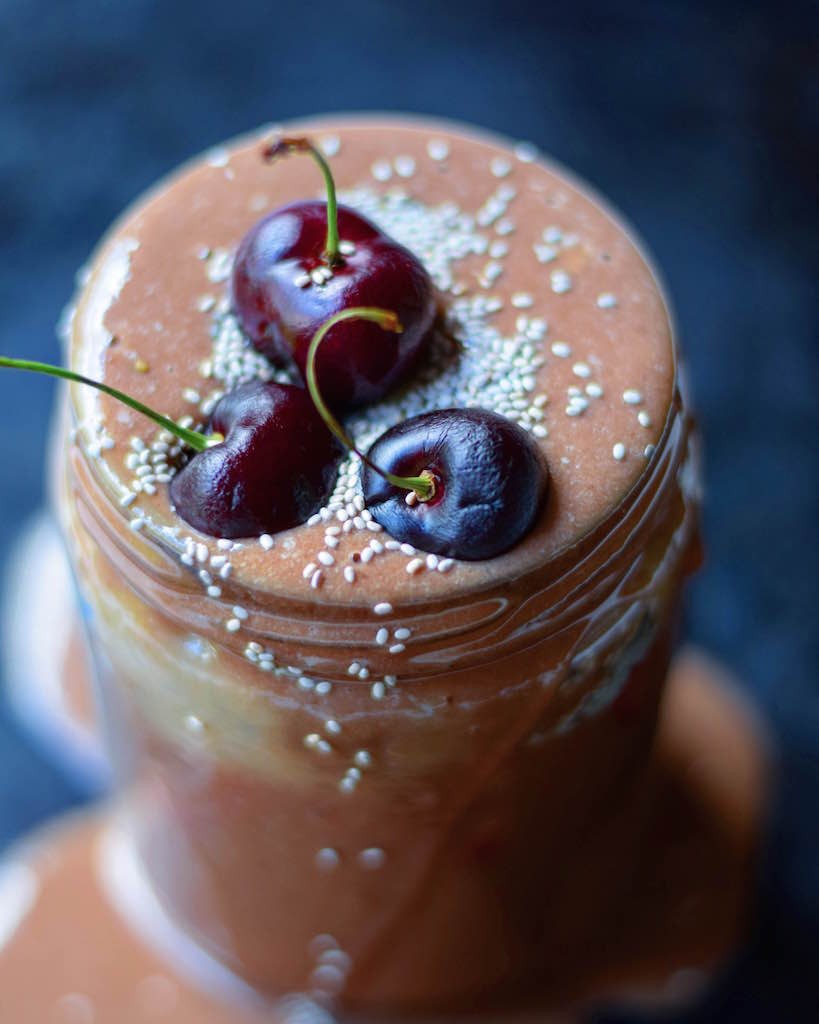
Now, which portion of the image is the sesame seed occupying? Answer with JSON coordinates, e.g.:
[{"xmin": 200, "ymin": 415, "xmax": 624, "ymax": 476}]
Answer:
[
  {"xmin": 638, "ymin": 410, "xmax": 652, "ymax": 427},
  {"xmin": 496, "ymin": 217, "xmax": 515, "ymax": 235},
  {"xmin": 257, "ymin": 534, "xmax": 274, "ymax": 550},
  {"xmin": 597, "ymin": 292, "xmax": 618, "ymax": 309},
  {"xmin": 551, "ymin": 341, "xmax": 571, "ymax": 358},
  {"xmin": 325, "ymin": 720, "xmax": 341, "ymax": 735},
  {"xmin": 406, "ymin": 558, "xmax": 424, "ymax": 575},
  {"xmin": 373, "ymin": 602, "xmax": 393, "ymax": 616},
  {"xmin": 585, "ymin": 383, "xmax": 604, "ymax": 398},
  {"xmin": 405, "ymin": 490, "xmax": 418, "ymax": 507},
  {"xmin": 315, "ymin": 681, "xmax": 332, "ymax": 695},
  {"xmin": 317, "ymin": 550, "xmax": 335, "ymax": 567},
  {"xmin": 315, "ymin": 848, "xmax": 340, "ymax": 872},
  {"xmin": 357, "ymin": 667, "xmax": 370, "ymax": 680},
  {"xmin": 338, "ymin": 239, "xmax": 356, "ymax": 256},
  {"xmin": 425, "ymin": 554, "xmax": 439, "ymax": 570},
  {"xmin": 129, "ymin": 515, "xmax": 145, "ymax": 531},
  {"xmin": 427, "ymin": 139, "xmax": 450, "ymax": 160},
  {"xmin": 371, "ymin": 159, "xmax": 392, "ymax": 182},
  {"xmin": 490, "ymin": 156, "xmax": 512, "ymax": 177},
  {"xmin": 623, "ymin": 389, "xmax": 643, "ymax": 405},
  {"xmin": 389, "ymin": 643, "xmax": 406, "ymax": 655},
  {"xmin": 344, "ymin": 566, "xmax": 356, "ymax": 583},
  {"xmin": 532, "ymin": 423, "xmax": 548, "ymax": 438},
  {"xmin": 226, "ymin": 618, "xmax": 241, "ymax": 632},
  {"xmin": 437, "ymin": 558, "xmax": 454, "ymax": 573},
  {"xmin": 319, "ymin": 135, "xmax": 340, "ymax": 157},
  {"xmin": 644, "ymin": 444, "xmax": 656, "ymax": 458},
  {"xmin": 357, "ymin": 848, "xmax": 386, "ymax": 870},
  {"xmin": 207, "ymin": 585, "xmax": 222, "ymax": 598},
  {"xmin": 303, "ymin": 562, "xmax": 317, "ymax": 579},
  {"xmin": 534, "ymin": 243, "xmax": 558, "ymax": 263},
  {"xmin": 572, "ymin": 362, "xmax": 591, "ymax": 378},
  {"xmin": 394, "ymin": 627, "xmax": 411, "ymax": 641},
  {"xmin": 310, "ymin": 569, "xmax": 324, "ymax": 589},
  {"xmin": 514, "ymin": 141, "xmax": 537, "ymax": 162},
  {"xmin": 394, "ymin": 155, "xmax": 416, "ymax": 178},
  {"xmin": 298, "ymin": 676, "xmax": 314, "ymax": 691},
  {"xmin": 376, "ymin": 628, "xmax": 389, "ymax": 645},
  {"xmin": 232, "ymin": 605, "xmax": 248, "ymax": 621},
  {"xmin": 354, "ymin": 750, "xmax": 372, "ymax": 767},
  {"xmin": 613, "ymin": 443, "xmax": 627, "ymax": 461},
  {"xmin": 550, "ymin": 269, "xmax": 572, "ymax": 294},
  {"xmin": 348, "ymin": 662, "xmax": 361, "ymax": 676},
  {"xmin": 511, "ymin": 292, "xmax": 534, "ymax": 309},
  {"xmin": 371, "ymin": 682, "xmax": 386, "ymax": 700}
]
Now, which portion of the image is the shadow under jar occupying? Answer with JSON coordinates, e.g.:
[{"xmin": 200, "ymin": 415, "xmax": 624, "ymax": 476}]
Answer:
[{"xmin": 56, "ymin": 115, "xmax": 701, "ymax": 1018}]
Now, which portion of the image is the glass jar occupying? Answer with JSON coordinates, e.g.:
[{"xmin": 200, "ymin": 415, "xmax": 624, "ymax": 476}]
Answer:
[{"xmin": 58, "ymin": 375, "xmax": 699, "ymax": 1016}]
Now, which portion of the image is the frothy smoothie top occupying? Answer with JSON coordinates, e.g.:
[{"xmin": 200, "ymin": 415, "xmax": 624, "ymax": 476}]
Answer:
[{"xmin": 67, "ymin": 115, "xmax": 675, "ymax": 611}]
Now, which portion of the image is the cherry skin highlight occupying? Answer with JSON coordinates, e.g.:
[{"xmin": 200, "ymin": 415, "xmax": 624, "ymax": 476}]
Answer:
[
  {"xmin": 170, "ymin": 381, "xmax": 341, "ymax": 538},
  {"xmin": 361, "ymin": 408, "xmax": 549, "ymax": 560},
  {"xmin": 233, "ymin": 202, "xmax": 434, "ymax": 408}
]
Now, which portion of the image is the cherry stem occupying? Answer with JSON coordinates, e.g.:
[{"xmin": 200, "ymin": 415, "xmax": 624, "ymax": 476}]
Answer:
[
  {"xmin": 0, "ymin": 357, "xmax": 223, "ymax": 452},
  {"xmin": 263, "ymin": 135, "xmax": 340, "ymax": 266},
  {"xmin": 305, "ymin": 309, "xmax": 436, "ymax": 502}
]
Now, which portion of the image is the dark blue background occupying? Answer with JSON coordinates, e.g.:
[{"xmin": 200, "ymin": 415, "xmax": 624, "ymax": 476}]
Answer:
[{"xmin": 1, "ymin": 1, "xmax": 817, "ymax": 1019}]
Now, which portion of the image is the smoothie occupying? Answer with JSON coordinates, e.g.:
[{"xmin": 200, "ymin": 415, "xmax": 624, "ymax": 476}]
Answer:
[{"xmin": 57, "ymin": 115, "xmax": 700, "ymax": 1015}]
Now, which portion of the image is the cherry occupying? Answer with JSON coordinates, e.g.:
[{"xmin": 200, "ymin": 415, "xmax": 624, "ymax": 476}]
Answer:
[
  {"xmin": 0, "ymin": 357, "xmax": 340, "ymax": 540},
  {"xmin": 169, "ymin": 381, "xmax": 341, "ymax": 538},
  {"xmin": 361, "ymin": 409, "xmax": 548, "ymax": 560},
  {"xmin": 303, "ymin": 311, "xmax": 549, "ymax": 561},
  {"xmin": 232, "ymin": 136, "xmax": 435, "ymax": 408}
]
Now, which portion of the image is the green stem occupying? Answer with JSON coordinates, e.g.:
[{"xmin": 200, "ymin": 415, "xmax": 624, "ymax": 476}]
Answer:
[
  {"xmin": 0, "ymin": 357, "xmax": 223, "ymax": 452},
  {"xmin": 263, "ymin": 136, "xmax": 340, "ymax": 265},
  {"xmin": 306, "ymin": 309, "xmax": 436, "ymax": 502}
]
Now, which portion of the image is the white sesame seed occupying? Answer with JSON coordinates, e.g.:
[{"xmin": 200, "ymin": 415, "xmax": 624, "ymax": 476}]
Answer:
[
  {"xmin": 303, "ymin": 562, "xmax": 317, "ymax": 579},
  {"xmin": 232, "ymin": 605, "xmax": 248, "ymax": 621},
  {"xmin": 361, "ymin": 547, "xmax": 374, "ymax": 563},
  {"xmin": 354, "ymin": 750, "xmax": 372, "ymax": 767},
  {"xmin": 319, "ymin": 135, "xmax": 340, "ymax": 157},
  {"xmin": 550, "ymin": 269, "xmax": 572, "ymax": 294},
  {"xmin": 514, "ymin": 141, "xmax": 537, "ymax": 162},
  {"xmin": 338, "ymin": 239, "xmax": 356, "ymax": 256},
  {"xmin": 259, "ymin": 534, "xmax": 274, "ymax": 550},
  {"xmin": 406, "ymin": 558, "xmax": 424, "ymax": 575},
  {"xmin": 206, "ymin": 585, "xmax": 222, "ymax": 598},
  {"xmin": 310, "ymin": 569, "xmax": 324, "ymax": 589},
  {"xmin": 623, "ymin": 389, "xmax": 643, "ymax": 405},
  {"xmin": 325, "ymin": 535, "xmax": 340, "ymax": 549},
  {"xmin": 534, "ymin": 243, "xmax": 558, "ymax": 264},
  {"xmin": 597, "ymin": 292, "xmax": 618, "ymax": 309},
  {"xmin": 196, "ymin": 543, "xmax": 209, "ymax": 563},
  {"xmin": 613, "ymin": 443, "xmax": 627, "ymax": 461},
  {"xmin": 393, "ymin": 627, "xmax": 411, "ymax": 641},
  {"xmin": 389, "ymin": 643, "xmax": 406, "ymax": 655},
  {"xmin": 316, "ymin": 681, "xmax": 332, "ymax": 695},
  {"xmin": 376, "ymin": 628, "xmax": 389, "ymax": 645},
  {"xmin": 315, "ymin": 848, "xmax": 340, "ymax": 872},
  {"xmin": 572, "ymin": 362, "xmax": 591, "ymax": 378},
  {"xmin": 511, "ymin": 292, "xmax": 534, "ymax": 309},
  {"xmin": 317, "ymin": 550, "xmax": 335, "ymax": 567},
  {"xmin": 638, "ymin": 410, "xmax": 652, "ymax": 427},
  {"xmin": 298, "ymin": 677, "xmax": 314, "ymax": 691},
  {"xmin": 371, "ymin": 681, "xmax": 386, "ymax": 700},
  {"xmin": 357, "ymin": 848, "xmax": 386, "ymax": 870},
  {"xmin": 404, "ymin": 490, "xmax": 418, "ymax": 507},
  {"xmin": 348, "ymin": 661, "xmax": 361, "ymax": 676},
  {"xmin": 226, "ymin": 618, "xmax": 241, "ymax": 632},
  {"xmin": 551, "ymin": 341, "xmax": 571, "ymax": 358},
  {"xmin": 585, "ymin": 383, "xmax": 604, "ymax": 398},
  {"xmin": 533, "ymin": 423, "xmax": 548, "ymax": 438},
  {"xmin": 644, "ymin": 444, "xmax": 656, "ymax": 458},
  {"xmin": 437, "ymin": 558, "xmax": 454, "ymax": 573},
  {"xmin": 496, "ymin": 217, "xmax": 515, "ymax": 235},
  {"xmin": 427, "ymin": 139, "xmax": 449, "ymax": 160},
  {"xmin": 325, "ymin": 720, "xmax": 341, "ymax": 736},
  {"xmin": 182, "ymin": 388, "xmax": 201, "ymax": 404},
  {"xmin": 371, "ymin": 159, "xmax": 392, "ymax": 182},
  {"xmin": 344, "ymin": 566, "xmax": 356, "ymax": 583},
  {"xmin": 373, "ymin": 602, "xmax": 393, "ymax": 616},
  {"xmin": 394, "ymin": 155, "xmax": 416, "ymax": 178},
  {"xmin": 357, "ymin": 667, "xmax": 370, "ymax": 680},
  {"xmin": 490, "ymin": 156, "xmax": 512, "ymax": 178},
  {"xmin": 425, "ymin": 554, "xmax": 439, "ymax": 570}
]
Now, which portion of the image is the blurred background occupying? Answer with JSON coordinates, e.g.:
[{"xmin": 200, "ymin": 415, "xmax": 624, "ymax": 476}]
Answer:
[{"xmin": 0, "ymin": 0, "xmax": 816, "ymax": 1020}]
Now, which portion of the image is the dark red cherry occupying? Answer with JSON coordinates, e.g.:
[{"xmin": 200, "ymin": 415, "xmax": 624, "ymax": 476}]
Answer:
[
  {"xmin": 361, "ymin": 409, "xmax": 548, "ymax": 560},
  {"xmin": 231, "ymin": 137, "xmax": 435, "ymax": 407},
  {"xmin": 170, "ymin": 381, "xmax": 341, "ymax": 538}
]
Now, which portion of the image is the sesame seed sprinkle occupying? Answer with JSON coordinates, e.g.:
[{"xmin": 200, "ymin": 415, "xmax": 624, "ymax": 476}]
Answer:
[
  {"xmin": 623, "ymin": 389, "xmax": 643, "ymax": 405},
  {"xmin": 613, "ymin": 443, "xmax": 627, "ymax": 461},
  {"xmin": 373, "ymin": 602, "xmax": 393, "ymax": 616}
]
